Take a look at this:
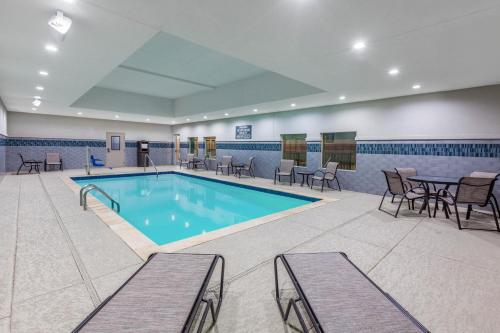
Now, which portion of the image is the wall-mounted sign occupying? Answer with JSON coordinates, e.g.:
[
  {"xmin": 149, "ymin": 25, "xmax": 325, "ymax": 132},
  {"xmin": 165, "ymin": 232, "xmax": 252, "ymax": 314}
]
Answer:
[{"xmin": 235, "ymin": 125, "xmax": 252, "ymax": 140}]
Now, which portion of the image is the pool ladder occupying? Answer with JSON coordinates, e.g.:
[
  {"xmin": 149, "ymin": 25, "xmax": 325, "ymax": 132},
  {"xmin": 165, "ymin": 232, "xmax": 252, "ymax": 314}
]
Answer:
[
  {"xmin": 80, "ymin": 184, "xmax": 120, "ymax": 213},
  {"xmin": 144, "ymin": 153, "xmax": 159, "ymax": 179}
]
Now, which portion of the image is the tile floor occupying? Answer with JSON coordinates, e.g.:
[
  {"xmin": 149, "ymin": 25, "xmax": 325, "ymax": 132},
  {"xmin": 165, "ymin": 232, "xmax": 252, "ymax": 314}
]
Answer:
[{"xmin": 1, "ymin": 166, "xmax": 500, "ymax": 332}]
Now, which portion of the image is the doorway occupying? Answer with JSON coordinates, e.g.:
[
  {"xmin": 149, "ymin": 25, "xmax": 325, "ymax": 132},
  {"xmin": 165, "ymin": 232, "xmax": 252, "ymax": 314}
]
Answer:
[
  {"xmin": 106, "ymin": 132, "xmax": 125, "ymax": 168},
  {"xmin": 188, "ymin": 137, "xmax": 199, "ymax": 156},
  {"xmin": 174, "ymin": 134, "xmax": 181, "ymax": 164}
]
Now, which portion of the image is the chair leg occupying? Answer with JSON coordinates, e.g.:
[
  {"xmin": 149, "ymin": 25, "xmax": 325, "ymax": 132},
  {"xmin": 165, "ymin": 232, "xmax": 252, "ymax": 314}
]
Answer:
[
  {"xmin": 394, "ymin": 197, "xmax": 404, "ymax": 218},
  {"xmin": 17, "ymin": 164, "xmax": 24, "ymax": 175},
  {"xmin": 443, "ymin": 202, "xmax": 450, "ymax": 219},
  {"xmin": 391, "ymin": 195, "xmax": 395, "ymax": 203},
  {"xmin": 454, "ymin": 204, "xmax": 462, "ymax": 230},
  {"xmin": 321, "ymin": 179, "xmax": 325, "ymax": 192},
  {"xmin": 492, "ymin": 194, "xmax": 500, "ymax": 218},
  {"xmin": 335, "ymin": 177, "xmax": 341, "ymax": 191},
  {"xmin": 466, "ymin": 205, "xmax": 472, "ymax": 220},
  {"xmin": 490, "ymin": 201, "xmax": 500, "ymax": 232},
  {"xmin": 433, "ymin": 198, "xmax": 439, "ymax": 218},
  {"xmin": 378, "ymin": 190, "xmax": 388, "ymax": 211}
]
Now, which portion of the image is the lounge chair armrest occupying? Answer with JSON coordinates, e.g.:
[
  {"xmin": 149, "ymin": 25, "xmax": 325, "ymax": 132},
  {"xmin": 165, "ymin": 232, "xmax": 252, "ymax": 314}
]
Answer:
[
  {"xmin": 436, "ymin": 188, "xmax": 455, "ymax": 201},
  {"xmin": 313, "ymin": 170, "xmax": 325, "ymax": 177}
]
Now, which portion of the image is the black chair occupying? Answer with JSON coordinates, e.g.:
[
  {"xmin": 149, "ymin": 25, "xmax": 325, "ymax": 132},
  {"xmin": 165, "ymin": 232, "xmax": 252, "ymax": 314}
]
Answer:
[
  {"xmin": 193, "ymin": 155, "xmax": 208, "ymax": 170},
  {"xmin": 17, "ymin": 154, "xmax": 42, "ymax": 175},
  {"xmin": 274, "ymin": 159, "xmax": 295, "ymax": 185},
  {"xmin": 434, "ymin": 176, "xmax": 499, "ymax": 232},
  {"xmin": 236, "ymin": 157, "xmax": 255, "ymax": 178},
  {"xmin": 310, "ymin": 161, "xmax": 341, "ymax": 192},
  {"xmin": 379, "ymin": 170, "xmax": 428, "ymax": 217}
]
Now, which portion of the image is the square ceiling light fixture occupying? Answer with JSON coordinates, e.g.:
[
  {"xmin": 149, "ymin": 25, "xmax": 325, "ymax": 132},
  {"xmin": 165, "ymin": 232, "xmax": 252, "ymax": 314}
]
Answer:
[{"xmin": 48, "ymin": 11, "xmax": 72, "ymax": 34}]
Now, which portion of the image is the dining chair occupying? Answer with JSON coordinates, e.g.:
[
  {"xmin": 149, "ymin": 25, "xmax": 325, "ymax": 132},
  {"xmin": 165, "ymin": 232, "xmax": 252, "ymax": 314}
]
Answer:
[{"xmin": 310, "ymin": 161, "xmax": 341, "ymax": 192}]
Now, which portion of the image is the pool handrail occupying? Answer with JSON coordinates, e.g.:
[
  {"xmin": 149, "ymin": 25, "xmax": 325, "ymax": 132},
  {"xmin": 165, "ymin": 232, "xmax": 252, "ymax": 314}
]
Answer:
[
  {"xmin": 80, "ymin": 184, "xmax": 120, "ymax": 213},
  {"xmin": 144, "ymin": 153, "xmax": 159, "ymax": 179}
]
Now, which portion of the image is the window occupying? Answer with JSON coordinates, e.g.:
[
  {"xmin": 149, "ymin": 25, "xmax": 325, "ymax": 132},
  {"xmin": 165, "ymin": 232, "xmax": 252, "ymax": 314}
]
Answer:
[
  {"xmin": 204, "ymin": 136, "xmax": 216, "ymax": 158},
  {"xmin": 281, "ymin": 134, "xmax": 307, "ymax": 167},
  {"xmin": 321, "ymin": 132, "xmax": 356, "ymax": 170},
  {"xmin": 111, "ymin": 136, "xmax": 121, "ymax": 150},
  {"xmin": 188, "ymin": 137, "xmax": 199, "ymax": 156}
]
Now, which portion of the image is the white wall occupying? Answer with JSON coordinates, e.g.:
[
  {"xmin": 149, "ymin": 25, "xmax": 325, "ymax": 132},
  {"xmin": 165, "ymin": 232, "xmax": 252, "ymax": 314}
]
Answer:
[
  {"xmin": 174, "ymin": 85, "xmax": 500, "ymax": 141},
  {"xmin": 7, "ymin": 112, "xmax": 172, "ymax": 141},
  {"xmin": 0, "ymin": 98, "xmax": 7, "ymax": 136}
]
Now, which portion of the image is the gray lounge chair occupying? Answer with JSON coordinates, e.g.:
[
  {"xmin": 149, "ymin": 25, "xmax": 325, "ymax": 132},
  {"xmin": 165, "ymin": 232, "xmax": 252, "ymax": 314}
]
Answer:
[
  {"xmin": 310, "ymin": 161, "xmax": 341, "ymax": 192},
  {"xmin": 72, "ymin": 253, "xmax": 225, "ymax": 333},
  {"xmin": 379, "ymin": 170, "xmax": 428, "ymax": 217},
  {"xmin": 180, "ymin": 153, "xmax": 195, "ymax": 169},
  {"xmin": 274, "ymin": 159, "xmax": 295, "ymax": 185},
  {"xmin": 434, "ymin": 176, "xmax": 499, "ymax": 232},
  {"xmin": 44, "ymin": 152, "xmax": 63, "ymax": 171},
  {"xmin": 274, "ymin": 252, "xmax": 429, "ymax": 333},
  {"xmin": 470, "ymin": 171, "xmax": 500, "ymax": 217},
  {"xmin": 193, "ymin": 155, "xmax": 209, "ymax": 170},
  {"xmin": 236, "ymin": 156, "xmax": 255, "ymax": 178},
  {"xmin": 216, "ymin": 155, "xmax": 233, "ymax": 175}
]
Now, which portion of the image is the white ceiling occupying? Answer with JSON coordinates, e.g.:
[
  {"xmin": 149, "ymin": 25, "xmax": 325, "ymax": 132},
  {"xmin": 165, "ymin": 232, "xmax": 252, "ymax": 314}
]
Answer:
[{"xmin": 1, "ymin": 0, "xmax": 500, "ymax": 125}]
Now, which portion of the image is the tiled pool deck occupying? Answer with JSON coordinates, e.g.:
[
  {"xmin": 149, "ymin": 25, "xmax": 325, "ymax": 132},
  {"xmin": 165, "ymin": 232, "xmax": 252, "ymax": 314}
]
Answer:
[{"xmin": 1, "ymin": 166, "xmax": 500, "ymax": 332}]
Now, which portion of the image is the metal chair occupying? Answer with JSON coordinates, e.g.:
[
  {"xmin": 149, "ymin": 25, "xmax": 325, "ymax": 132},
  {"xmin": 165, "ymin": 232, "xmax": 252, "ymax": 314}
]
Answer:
[
  {"xmin": 44, "ymin": 152, "xmax": 63, "ymax": 171},
  {"xmin": 179, "ymin": 153, "xmax": 194, "ymax": 169},
  {"xmin": 379, "ymin": 170, "xmax": 428, "ymax": 217},
  {"xmin": 16, "ymin": 154, "xmax": 42, "ymax": 175},
  {"xmin": 216, "ymin": 155, "xmax": 233, "ymax": 175},
  {"xmin": 236, "ymin": 156, "xmax": 255, "ymax": 178},
  {"xmin": 274, "ymin": 159, "xmax": 295, "ymax": 185},
  {"xmin": 470, "ymin": 171, "xmax": 500, "ymax": 218},
  {"xmin": 310, "ymin": 161, "xmax": 341, "ymax": 192},
  {"xmin": 193, "ymin": 155, "xmax": 208, "ymax": 170},
  {"xmin": 434, "ymin": 176, "xmax": 499, "ymax": 232}
]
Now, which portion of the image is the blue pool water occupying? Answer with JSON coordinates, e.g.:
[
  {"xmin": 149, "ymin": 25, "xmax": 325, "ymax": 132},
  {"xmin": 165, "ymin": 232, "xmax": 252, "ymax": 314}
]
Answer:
[{"xmin": 73, "ymin": 172, "xmax": 316, "ymax": 245}]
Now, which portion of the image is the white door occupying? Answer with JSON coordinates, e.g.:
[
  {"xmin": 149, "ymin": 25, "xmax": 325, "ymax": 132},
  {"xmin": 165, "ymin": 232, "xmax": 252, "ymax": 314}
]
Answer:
[
  {"xmin": 174, "ymin": 134, "xmax": 180, "ymax": 163},
  {"xmin": 106, "ymin": 132, "xmax": 125, "ymax": 168}
]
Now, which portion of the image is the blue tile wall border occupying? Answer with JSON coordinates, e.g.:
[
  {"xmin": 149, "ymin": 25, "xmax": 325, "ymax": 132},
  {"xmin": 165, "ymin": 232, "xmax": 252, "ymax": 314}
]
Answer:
[
  {"xmin": 216, "ymin": 141, "xmax": 282, "ymax": 151},
  {"xmin": 357, "ymin": 142, "xmax": 500, "ymax": 158}
]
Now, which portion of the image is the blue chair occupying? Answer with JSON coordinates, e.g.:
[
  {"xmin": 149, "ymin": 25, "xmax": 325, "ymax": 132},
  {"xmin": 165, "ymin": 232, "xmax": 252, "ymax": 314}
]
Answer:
[{"xmin": 90, "ymin": 155, "xmax": 105, "ymax": 167}]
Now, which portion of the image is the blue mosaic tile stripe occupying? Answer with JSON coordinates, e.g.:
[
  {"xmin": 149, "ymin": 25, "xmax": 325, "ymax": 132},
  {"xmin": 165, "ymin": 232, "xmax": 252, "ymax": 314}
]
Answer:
[
  {"xmin": 180, "ymin": 142, "xmax": 189, "ymax": 148},
  {"xmin": 217, "ymin": 141, "xmax": 282, "ymax": 151},
  {"xmin": 0, "ymin": 134, "xmax": 7, "ymax": 146},
  {"xmin": 357, "ymin": 143, "xmax": 500, "ymax": 158},
  {"xmin": 7, "ymin": 138, "xmax": 105, "ymax": 147},
  {"xmin": 125, "ymin": 141, "xmax": 173, "ymax": 148},
  {"xmin": 307, "ymin": 143, "xmax": 321, "ymax": 152}
]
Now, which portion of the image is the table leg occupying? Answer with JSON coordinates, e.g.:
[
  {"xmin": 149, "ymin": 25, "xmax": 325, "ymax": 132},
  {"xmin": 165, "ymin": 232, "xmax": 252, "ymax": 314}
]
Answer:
[{"xmin": 300, "ymin": 174, "xmax": 305, "ymax": 187}]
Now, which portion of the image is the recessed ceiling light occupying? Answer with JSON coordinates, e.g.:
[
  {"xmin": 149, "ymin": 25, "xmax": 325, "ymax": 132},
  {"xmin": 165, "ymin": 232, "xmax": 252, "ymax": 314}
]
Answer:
[
  {"xmin": 339, "ymin": 95, "xmax": 346, "ymax": 100},
  {"xmin": 352, "ymin": 40, "xmax": 366, "ymax": 51},
  {"xmin": 77, "ymin": 111, "xmax": 83, "ymax": 115},
  {"xmin": 32, "ymin": 107, "xmax": 37, "ymax": 111},
  {"xmin": 172, "ymin": 121, "xmax": 176, "ymax": 124},
  {"xmin": 39, "ymin": 70, "xmax": 49, "ymax": 76},
  {"xmin": 253, "ymin": 108, "xmax": 258, "ymax": 112},
  {"xmin": 290, "ymin": 103, "xmax": 296, "ymax": 107},
  {"xmin": 388, "ymin": 68, "xmax": 400, "ymax": 76},
  {"xmin": 203, "ymin": 115, "xmax": 208, "ymax": 119},
  {"xmin": 186, "ymin": 118, "xmax": 190, "ymax": 121},
  {"xmin": 35, "ymin": 86, "xmax": 44, "ymax": 91},
  {"xmin": 146, "ymin": 118, "xmax": 150, "ymax": 122},
  {"xmin": 114, "ymin": 115, "xmax": 119, "ymax": 119},
  {"xmin": 32, "ymin": 99, "xmax": 42, "ymax": 107},
  {"xmin": 48, "ymin": 11, "xmax": 72, "ymax": 35},
  {"xmin": 224, "ymin": 113, "xmax": 229, "ymax": 116},
  {"xmin": 45, "ymin": 44, "xmax": 59, "ymax": 52},
  {"xmin": 412, "ymin": 84, "xmax": 421, "ymax": 90},
  {"xmin": 33, "ymin": 95, "xmax": 41, "ymax": 99}
]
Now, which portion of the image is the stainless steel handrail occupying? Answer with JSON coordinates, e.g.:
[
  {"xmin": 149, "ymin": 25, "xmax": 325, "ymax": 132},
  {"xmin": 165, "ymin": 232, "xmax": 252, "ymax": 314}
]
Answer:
[
  {"xmin": 144, "ymin": 153, "xmax": 159, "ymax": 178},
  {"xmin": 80, "ymin": 184, "xmax": 120, "ymax": 213}
]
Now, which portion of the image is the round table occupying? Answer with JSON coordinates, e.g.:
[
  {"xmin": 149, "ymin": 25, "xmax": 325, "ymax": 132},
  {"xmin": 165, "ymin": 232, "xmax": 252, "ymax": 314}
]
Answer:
[
  {"xmin": 407, "ymin": 176, "xmax": 460, "ymax": 217},
  {"xmin": 232, "ymin": 163, "xmax": 245, "ymax": 177},
  {"xmin": 296, "ymin": 171, "xmax": 315, "ymax": 187}
]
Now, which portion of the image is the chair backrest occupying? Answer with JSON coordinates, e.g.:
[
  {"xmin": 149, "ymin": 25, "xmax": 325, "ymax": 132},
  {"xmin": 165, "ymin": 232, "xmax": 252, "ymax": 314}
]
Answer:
[
  {"xmin": 395, "ymin": 167, "xmax": 419, "ymax": 187},
  {"xmin": 382, "ymin": 170, "xmax": 405, "ymax": 195},
  {"xmin": 90, "ymin": 155, "xmax": 95, "ymax": 161},
  {"xmin": 470, "ymin": 171, "xmax": 499, "ymax": 179},
  {"xmin": 187, "ymin": 153, "xmax": 194, "ymax": 161},
  {"xmin": 46, "ymin": 152, "xmax": 61, "ymax": 164},
  {"xmin": 18, "ymin": 153, "xmax": 25, "ymax": 163},
  {"xmin": 456, "ymin": 177, "xmax": 496, "ymax": 205},
  {"xmin": 280, "ymin": 159, "xmax": 295, "ymax": 173},
  {"xmin": 247, "ymin": 156, "xmax": 255, "ymax": 168},
  {"xmin": 222, "ymin": 155, "xmax": 232, "ymax": 165},
  {"xmin": 325, "ymin": 162, "xmax": 339, "ymax": 179}
]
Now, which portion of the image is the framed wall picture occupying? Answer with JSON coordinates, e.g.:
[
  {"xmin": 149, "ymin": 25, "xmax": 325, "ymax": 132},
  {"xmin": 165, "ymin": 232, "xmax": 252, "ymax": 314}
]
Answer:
[
  {"xmin": 235, "ymin": 125, "xmax": 252, "ymax": 140},
  {"xmin": 111, "ymin": 135, "xmax": 121, "ymax": 150}
]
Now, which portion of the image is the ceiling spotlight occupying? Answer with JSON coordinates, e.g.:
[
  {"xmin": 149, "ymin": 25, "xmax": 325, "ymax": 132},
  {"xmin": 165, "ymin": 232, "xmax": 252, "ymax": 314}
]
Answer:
[
  {"xmin": 224, "ymin": 113, "xmax": 229, "ymax": 116},
  {"xmin": 172, "ymin": 121, "xmax": 176, "ymax": 124},
  {"xmin": 388, "ymin": 68, "xmax": 400, "ymax": 76},
  {"xmin": 290, "ymin": 103, "xmax": 296, "ymax": 107},
  {"xmin": 114, "ymin": 115, "xmax": 119, "ymax": 119},
  {"xmin": 352, "ymin": 40, "xmax": 366, "ymax": 51},
  {"xmin": 32, "ymin": 107, "xmax": 38, "ymax": 111},
  {"xmin": 45, "ymin": 44, "xmax": 59, "ymax": 52},
  {"xmin": 48, "ymin": 11, "xmax": 72, "ymax": 35},
  {"xmin": 32, "ymin": 99, "xmax": 42, "ymax": 107},
  {"xmin": 253, "ymin": 108, "xmax": 258, "ymax": 112},
  {"xmin": 146, "ymin": 118, "xmax": 151, "ymax": 122},
  {"xmin": 35, "ymin": 86, "xmax": 44, "ymax": 91},
  {"xmin": 203, "ymin": 115, "xmax": 208, "ymax": 119},
  {"xmin": 186, "ymin": 118, "xmax": 190, "ymax": 121},
  {"xmin": 339, "ymin": 95, "xmax": 346, "ymax": 100},
  {"xmin": 77, "ymin": 112, "xmax": 83, "ymax": 115},
  {"xmin": 33, "ymin": 95, "xmax": 41, "ymax": 99},
  {"xmin": 39, "ymin": 70, "xmax": 49, "ymax": 76},
  {"xmin": 412, "ymin": 84, "xmax": 421, "ymax": 90}
]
